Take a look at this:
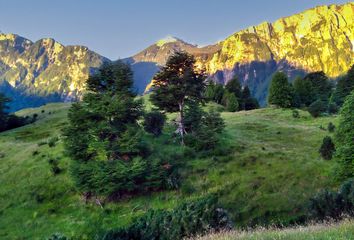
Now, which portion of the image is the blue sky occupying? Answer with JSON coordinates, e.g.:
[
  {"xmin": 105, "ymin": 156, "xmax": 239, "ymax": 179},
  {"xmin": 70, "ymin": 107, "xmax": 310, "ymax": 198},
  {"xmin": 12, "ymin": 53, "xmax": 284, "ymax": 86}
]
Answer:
[{"xmin": 1, "ymin": 0, "xmax": 349, "ymax": 59}]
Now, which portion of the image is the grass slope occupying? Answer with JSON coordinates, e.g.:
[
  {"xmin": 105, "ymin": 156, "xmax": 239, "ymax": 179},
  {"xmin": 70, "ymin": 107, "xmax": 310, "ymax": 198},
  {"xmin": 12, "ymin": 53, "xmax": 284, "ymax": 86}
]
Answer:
[{"xmin": 0, "ymin": 103, "xmax": 340, "ymax": 239}]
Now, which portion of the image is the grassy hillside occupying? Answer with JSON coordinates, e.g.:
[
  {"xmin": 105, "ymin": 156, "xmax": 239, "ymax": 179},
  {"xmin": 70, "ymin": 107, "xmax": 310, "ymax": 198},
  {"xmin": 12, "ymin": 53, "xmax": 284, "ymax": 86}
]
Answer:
[
  {"xmin": 194, "ymin": 219, "xmax": 354, "ymax": 240},
  {"xmin": 0, "ymin": 103, "xmax": 340, "ymax": 239}
]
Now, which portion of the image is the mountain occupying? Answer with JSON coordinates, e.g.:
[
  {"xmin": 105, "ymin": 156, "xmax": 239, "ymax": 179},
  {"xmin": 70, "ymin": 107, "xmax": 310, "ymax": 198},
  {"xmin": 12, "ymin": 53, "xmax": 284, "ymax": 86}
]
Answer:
[
  {"xmin": 0, "ymin": 33, "xmax": 108, "ymax": 111},
  {"xmin": 0, "ymin": 3, "xmax": 353, "ymax": 110},
  {"xmin": 129, "ymin": 3, "xmax": 354, "ymax": 105}
]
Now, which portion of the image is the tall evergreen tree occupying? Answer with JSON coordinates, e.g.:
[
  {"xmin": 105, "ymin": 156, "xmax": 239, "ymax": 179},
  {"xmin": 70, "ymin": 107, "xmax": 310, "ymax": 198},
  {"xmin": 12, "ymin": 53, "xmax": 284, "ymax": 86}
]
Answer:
[
  {"xmin": 293, "ymin": 76, "xmax": 315, "ymax": 106},
  {"xmin": 225, "ymin": 76, "xmax": 242, "ymax": 100},
  {"xmin": 268, "ymin": 72, "xmax": 294, "ymax": 108},
  {"xmin": 150, "ymin": 51, "xmax": 206, "ymax": 144},
  {"xmin": 303, "ymin": 71, "xmax": 332, "ymax": 101},
  {"xmin": 63, "ymin": 61, "xmax": 155, "ymax": 197},
  {"xmin": 241, "ymin": 86, "xmax": 259, "ymax": 110},
  {"xmin": 0, "ymin": 93, "xmax": 10, "ymax": 131},
  {"xmin": 335, "ymin": 91, "xmax": 354, "ymax": 180}
]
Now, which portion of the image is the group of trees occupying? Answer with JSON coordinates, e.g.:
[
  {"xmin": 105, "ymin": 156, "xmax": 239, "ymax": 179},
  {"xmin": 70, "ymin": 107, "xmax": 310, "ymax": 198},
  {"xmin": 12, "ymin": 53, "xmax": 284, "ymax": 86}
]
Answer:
[
  {"xmin": 0, "ymin": 93, "xmax": 27, "ymax": 132},
  {"xmin": 64, "ymin": 51, "xmax": 225, "ymax": 200},
  {"xmin": 268, "ymin": 65, "xmax": 354, "ymax": 118},
  {"xmin": 205, "ymin": 76, "xmax": 259, "ymax": 112}
]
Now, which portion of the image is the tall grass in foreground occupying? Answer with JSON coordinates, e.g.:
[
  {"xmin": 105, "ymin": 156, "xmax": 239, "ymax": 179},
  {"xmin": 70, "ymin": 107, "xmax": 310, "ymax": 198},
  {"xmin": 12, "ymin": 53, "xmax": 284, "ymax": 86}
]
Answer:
[{"xmin": 192, "ymin": 219, "xmax": 354, "ymax": 240}]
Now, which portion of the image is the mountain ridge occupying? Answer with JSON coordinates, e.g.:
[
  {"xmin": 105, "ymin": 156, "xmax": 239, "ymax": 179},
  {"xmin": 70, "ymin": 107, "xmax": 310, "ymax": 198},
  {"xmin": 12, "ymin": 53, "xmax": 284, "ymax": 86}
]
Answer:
[{"xmin": 0, "ymin": 2, "xmax": 353, "ymax": 109}]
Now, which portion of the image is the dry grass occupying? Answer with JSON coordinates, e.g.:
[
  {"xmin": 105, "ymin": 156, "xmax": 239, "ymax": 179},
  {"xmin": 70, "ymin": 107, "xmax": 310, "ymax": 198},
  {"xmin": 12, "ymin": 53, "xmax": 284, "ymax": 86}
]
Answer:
[{"xmin": 192, "ymin": 219, "xmax": 354, "ymax": 240}]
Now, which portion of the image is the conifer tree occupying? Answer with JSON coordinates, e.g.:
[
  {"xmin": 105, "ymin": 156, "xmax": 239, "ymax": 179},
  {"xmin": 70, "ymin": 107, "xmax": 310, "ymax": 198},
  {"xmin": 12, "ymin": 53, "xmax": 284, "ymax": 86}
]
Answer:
[
  {"xmin": 150, "ymin": 51, "xmax": 206, "ymax": 144},
  {"xmin": 268, "ymin": 72, "xmax": 294, "ymax": 108}
]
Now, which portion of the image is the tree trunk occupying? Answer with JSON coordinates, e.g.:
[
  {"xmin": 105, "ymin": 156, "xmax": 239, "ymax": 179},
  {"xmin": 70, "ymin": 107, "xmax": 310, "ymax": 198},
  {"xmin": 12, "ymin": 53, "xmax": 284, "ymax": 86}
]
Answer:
[{"xmin": 178, "ymin": 102, "xmax": 185, "ymax": 145}]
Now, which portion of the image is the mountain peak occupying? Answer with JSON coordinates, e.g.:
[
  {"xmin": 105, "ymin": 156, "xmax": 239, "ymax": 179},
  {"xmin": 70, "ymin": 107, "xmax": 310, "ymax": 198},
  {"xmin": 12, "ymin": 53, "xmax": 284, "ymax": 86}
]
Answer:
[{"xmin": 155, "ymin": 36, "xmax": 181, "ymax": 47}]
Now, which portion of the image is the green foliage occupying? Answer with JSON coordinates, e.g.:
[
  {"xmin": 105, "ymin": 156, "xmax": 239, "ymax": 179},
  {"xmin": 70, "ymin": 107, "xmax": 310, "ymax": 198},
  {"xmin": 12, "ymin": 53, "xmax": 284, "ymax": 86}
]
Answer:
[
  {"xmin": 268, "ymin": 72, "xmax": 295, "ymax": 108},
  {"xmin": 327, "ymin": 102, "xmax": 339, "ymax": 114},
  {"xmin": 205, "ymin": 81, "xmax": 225, "ymax": 104},
  {"xmin": 184, "ymin": 103, "xmax": 225, "ymax": 151},
  {"xmin": 102, "ymin": 196, "xmax": 231, "ymax": 240},
  {"xmin": 308, "ymin": 100, "xmax": 327, "ymax": 118},
  {"xmin": 335, "ymin": 91, "xmax": 354, "ymax": 181},
  {"xmin": 143, "ymin": 111, "xmax": 166, "ymax": 136},
  {"xmin": 0, "ymin": 92, "xmax": 27, "ymax": 132},
  {"xmin": 319, "ymin": 136, "xmax": 335, "ymax": 160},
  {"xmin": 332, "ymin": 65, "xmax": 354, "ymax": 106},
  {"xmin": 150, "ymin": 51, "xmax": 206, "ymax": 143},
  {"xmin": 63, "ymin": 61, "xmax": 174, "ymax": 198},
  {"xmin": 46, "ymin": 233, "xmax": 68, "ymax": 240},
  {"xmin": 302, "ymin": 71, "xmax": 333, "ymax": 101},
  {"xmin": 308, "ymin": 179, "xmax": 354, "ymax": 220},
  {"xmin": 293, "ymin": 76, "xmax": 314, "ymax": 106},
  {"xmin": 223, "ymin": 91, "xmax": 239, "ymax": 112},
  {"xmin": 327, "ymin": 122, "xmax": 335, "ymax": 133},
  {"xmin": 240, "ymin": 86, "xmax": 259, "ymax": 110},
  {"xmin": 48, "ymin": 136, "xmax": 59, "ymax": 147},
  {"xmin": 225, "ymin": 76, "xmax": 242, "ymax": 99},
  {"xmin": 292, "ymin": 109, "xmax": 300, "ymax": 118},
  {"xmin": 48, "ymin": 158, "xmax": 62, "ymax": 175}
]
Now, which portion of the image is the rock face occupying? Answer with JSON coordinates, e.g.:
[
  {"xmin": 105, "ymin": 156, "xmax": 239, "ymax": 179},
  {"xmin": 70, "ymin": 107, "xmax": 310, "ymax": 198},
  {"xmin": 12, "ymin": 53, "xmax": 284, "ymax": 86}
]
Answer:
[
  {"xmin": 131, "ymin": 3, "xmax": 354, "ymax": 105},
  {"xmin": 0, "ymin": 3, "xmax": 353, "ymax": 110},
  {"xmin": 0, "ymin": 33, "xmax": 108, "ymax": 111}
]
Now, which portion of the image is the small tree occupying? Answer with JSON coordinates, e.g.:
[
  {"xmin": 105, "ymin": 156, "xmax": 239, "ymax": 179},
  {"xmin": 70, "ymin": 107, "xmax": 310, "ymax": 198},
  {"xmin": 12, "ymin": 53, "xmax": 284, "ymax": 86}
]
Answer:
[
  {"xmin": 150, "ymin": 51, "xmax": 206, "ymax": 144},
  {"xmin": 143, "ymin": 111, "xmax": 166, "ymax": 136},
  {"xmin": 268, "ymin": 72, "xmax": 294, "ymax": 108},
  {"xmin": 308, "ymin": 99, "xmax": 327, "ymax": 118},
  {"xmin": 327, "ymin": 122, "xmax": 335, "ymax": 133},
  {"xmin": 319, "ymin": 136, "xmax": 335, "ymax": 160},
  {"xmin": 222, "ymin": 91, "xmax": 238, "ymax": 112},
  {"xmin": 335, "ymin": 91, "xmax": 354, "ymax": 180},
  {"xmin": 240, "ymin": 86, "xmax": 259, "ymax": 110},
  {"xmin": 293, "ymin": 76, "xmax": 314, "ymax": 106},
  {"xmin": 225, "ymin": 76, "xmax": 242, "ymax": 100}
]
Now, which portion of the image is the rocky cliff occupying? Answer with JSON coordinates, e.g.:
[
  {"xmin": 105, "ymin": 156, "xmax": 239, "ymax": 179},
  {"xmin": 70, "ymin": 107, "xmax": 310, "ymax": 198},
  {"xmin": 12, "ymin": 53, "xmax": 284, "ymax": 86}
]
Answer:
[{"xmin": 0, "ymin": 33, "xmax": 107, "ymax": 110}]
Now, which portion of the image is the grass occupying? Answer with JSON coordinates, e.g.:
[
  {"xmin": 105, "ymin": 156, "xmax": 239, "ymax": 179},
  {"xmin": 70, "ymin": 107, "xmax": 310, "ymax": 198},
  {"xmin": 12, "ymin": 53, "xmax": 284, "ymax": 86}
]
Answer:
[
  {"xmin": 0, "ymin": 103, "xmax": 341, "ymax": 239},
  {"xmin": 194, "ymin": 219, "xmax": 354, "ymax": 240}
]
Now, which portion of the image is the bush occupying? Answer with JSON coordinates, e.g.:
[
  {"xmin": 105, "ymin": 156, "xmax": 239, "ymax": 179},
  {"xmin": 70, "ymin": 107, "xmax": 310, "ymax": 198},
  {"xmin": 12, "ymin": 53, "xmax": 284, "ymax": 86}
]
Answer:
[
  {"xmin": 327, "ymin": 122, "xmax": 335, "ymax": 133},
  {"xmin": 102, "ymin": 196, "xmax": 231, "ymax": 240},
  {"xmin": 48, "ymin": 136, "xmax": 59, "ymax": 147},
  {"xmin": 143, "ymin": 111, "xmax": 166, "ymax": 136},
  {"xmin": 48, "ymin": 158, "xmax": 62, "ymax": 175},
  {"xmin": 308, "ymin": 190, "xmax": 343, "ymax": 220},
  {"xmin": 308, "ymin": 179, "xmax": 354, "ymax": 220},
  {"xmin": 308, "ymin": 100, "xmax": 327, "ymax": 118},
  {"xmin": 292, "ymin": 109, "xmax": 300, "ymax": 118},
  {"xmin": 319, "ymin": 136, "xmax": 335, "ymax": 160}
]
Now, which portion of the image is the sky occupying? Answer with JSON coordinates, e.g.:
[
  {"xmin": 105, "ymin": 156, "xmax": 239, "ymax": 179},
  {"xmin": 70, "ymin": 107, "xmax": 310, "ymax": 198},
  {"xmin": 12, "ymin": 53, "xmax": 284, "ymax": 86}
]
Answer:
[{"xmin": 1, "ymin": 0, "xmax": 350, "ymax": 59}]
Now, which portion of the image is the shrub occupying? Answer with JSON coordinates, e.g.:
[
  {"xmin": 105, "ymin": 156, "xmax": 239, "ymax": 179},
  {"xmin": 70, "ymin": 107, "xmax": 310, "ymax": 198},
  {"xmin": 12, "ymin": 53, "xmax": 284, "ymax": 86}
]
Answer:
[
  {"xmin": 308, "ymin": 100, "xmax": 327, "ymax": 118},
  {"xmin": 48, "ymin": 158, "xmax": 62, "ymax": 175},
  {"xmin": 327, "ymin": 122, "xmax": 335, "ymax": 133},
  {"xmin": 308, "ymin": 190, "xmax": 343, "ymax": 220},
  {"xmin": 319, "ymin": 136, "xmax": 335, "ymax": 160},
  {"xmin": 143, "ymin": 111, "xmax": 166, "ymax": 136},
  {"xmin": 308, "ymin": 179, "xmax": 354, "ymax": 220},
  {"xmin": 292, "ymin": 109, "xmax": 300, "ymax": 118},
  {"xmin": 48, "ymin": 136, "xmax": 59, "ymax": 147},
  {"xmin": 102, "ymin": 196, "xmax": 231, "ymax": 240}
]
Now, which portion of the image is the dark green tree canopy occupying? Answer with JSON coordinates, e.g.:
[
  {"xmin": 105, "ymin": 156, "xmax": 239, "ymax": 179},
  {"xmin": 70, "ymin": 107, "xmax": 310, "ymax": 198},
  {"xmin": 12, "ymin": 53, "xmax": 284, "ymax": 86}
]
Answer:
[
  {"xmin": 150, "ymin": 51, "xmax": 206, "ymax": 143},
  {"xmin": 332, "ymin": 65, "xmax": 354, "ymax": 106},
  {"xmin": 335, "ymin": 90, "xmax": 354, "ymax": 180},
  {"xmin": 303, "ymin": 71, "xmax": 332, "ymax": 101},
  {"xmin": 150, "ymin": 51, "xmax": 206, "ymax": 113},
  {"xmin": 268, "ymin": 72, "xmax": 294, "ymax": 108},
  {"xmin": 225, "ymin": 76, "xmax": 242, "ymax": 99}
]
